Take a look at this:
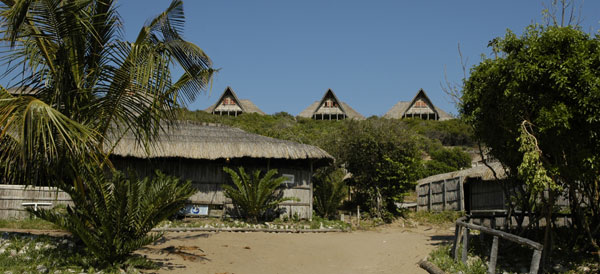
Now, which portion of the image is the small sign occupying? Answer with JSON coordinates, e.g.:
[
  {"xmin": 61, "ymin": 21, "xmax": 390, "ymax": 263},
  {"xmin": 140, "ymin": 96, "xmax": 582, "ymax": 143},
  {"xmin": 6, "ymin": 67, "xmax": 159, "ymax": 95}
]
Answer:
[
  {"xmin": 180, "ymin": 204, "xmax": 209, "ymax": 216},
  {"xmin": 282, "ymin": 174, "xmax": 295, "ymax": 187}
]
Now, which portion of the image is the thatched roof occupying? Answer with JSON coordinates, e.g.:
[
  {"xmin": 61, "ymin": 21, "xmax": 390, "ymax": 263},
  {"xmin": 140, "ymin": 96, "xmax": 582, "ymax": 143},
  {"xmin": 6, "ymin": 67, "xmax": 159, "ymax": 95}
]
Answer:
[
  {"xmin": 204, "ymin": 87, "xmax": 265, "ymax": 115},
  {"xmin": 297, "ymin": 89, "xmax": 365, "ymax": 120},
  {"xmin": 416, "ymin": 162, "xmax": 507, "ymax": 186},
  {"xmin": 384, "ymin": 89, "xmax": 453, "ymax": 120},
  {"xmin": 110, "ymin": 121, "xmax": 333, "ymax": 163}
]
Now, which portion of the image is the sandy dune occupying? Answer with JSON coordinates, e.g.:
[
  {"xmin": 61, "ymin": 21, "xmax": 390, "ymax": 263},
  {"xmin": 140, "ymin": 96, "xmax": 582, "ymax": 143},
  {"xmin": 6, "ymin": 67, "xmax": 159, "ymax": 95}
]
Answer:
[{"xmin": 139, "ymin": 223, "xmax": 453, "ymax": 274}]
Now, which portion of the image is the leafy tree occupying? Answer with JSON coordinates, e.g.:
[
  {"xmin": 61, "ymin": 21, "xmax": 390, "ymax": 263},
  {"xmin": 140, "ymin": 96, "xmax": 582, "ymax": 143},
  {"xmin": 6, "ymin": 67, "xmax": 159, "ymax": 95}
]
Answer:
[
  {"xmin": 31, "ymin": 168, "xmax": 194, "ymax": 266},
  {"xmin": 421, "ymin": 146, "xmax": 472, "ymax": 177},
  {"xmin": 461, "ymin": 24, "xmax": 600, "ymax": 260},
  {"xmin": 313, "ymin": 167, "xmax": 347, "ymax": 219},
  {"xmin": 222, "ymin": 167, "xmax": 296, "ymax": 223},
  {"xmin": 339, "ymin": 120, "xmax": 422, "ymax": 221}
]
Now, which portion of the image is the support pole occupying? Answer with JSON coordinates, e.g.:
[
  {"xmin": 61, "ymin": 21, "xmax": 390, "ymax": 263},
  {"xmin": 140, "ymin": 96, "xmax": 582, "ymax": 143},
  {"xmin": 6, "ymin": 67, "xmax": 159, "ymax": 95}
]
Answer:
[
  {"xmin": 488, "ymin": 236, "xmax": 499, "ymax": 274},
  {"xmin": 529, "ymin": 249, "xmax": 542, "ymax": 274},
  {"xmin": 462, "ymin": 226, "xmax": 469, "ymax": 263}
]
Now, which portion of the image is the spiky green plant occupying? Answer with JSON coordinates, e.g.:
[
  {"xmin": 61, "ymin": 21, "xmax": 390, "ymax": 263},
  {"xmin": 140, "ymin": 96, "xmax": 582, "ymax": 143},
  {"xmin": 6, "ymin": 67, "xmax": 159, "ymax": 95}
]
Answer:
[
  {"xmin": 222, "ymin": 167, "xmax": 296, "ymax": 223},
  {"xmin": 313, "ymin": 167, "xmax": 347, "ymax": 219},
  {"xmin": 30, "ymin": 167, "xmax": 195, "ymax": 265}
]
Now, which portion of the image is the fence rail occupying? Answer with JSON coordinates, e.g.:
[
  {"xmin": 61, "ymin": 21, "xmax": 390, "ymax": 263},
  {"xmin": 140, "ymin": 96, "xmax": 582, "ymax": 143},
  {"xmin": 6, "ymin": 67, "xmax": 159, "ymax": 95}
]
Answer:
[{"xmin": 452, "ymin": 216, "xmax": 543, "ymax": 274}]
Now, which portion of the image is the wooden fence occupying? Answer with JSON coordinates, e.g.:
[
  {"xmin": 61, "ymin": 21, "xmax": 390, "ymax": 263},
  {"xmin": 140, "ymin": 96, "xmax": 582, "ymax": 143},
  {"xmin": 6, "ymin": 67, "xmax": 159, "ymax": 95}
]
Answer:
[
  {"xmin": 0, "ymin": 184, "xmax": 72, "ymax": 219},
  {"xmin": 417, "ymin": 177, "xmax": 464, "ymax": 211},
  {"xmin": 453, "ymin": 216, "xmax": 543, "ymax": 274}
]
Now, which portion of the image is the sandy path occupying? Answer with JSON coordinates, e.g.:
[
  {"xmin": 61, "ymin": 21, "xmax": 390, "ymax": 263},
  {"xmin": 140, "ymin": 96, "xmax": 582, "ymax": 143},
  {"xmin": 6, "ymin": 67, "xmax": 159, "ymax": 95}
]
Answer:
[{"xmin": 139, "ymin": 224, "xmax": 453, "ymax": 274}]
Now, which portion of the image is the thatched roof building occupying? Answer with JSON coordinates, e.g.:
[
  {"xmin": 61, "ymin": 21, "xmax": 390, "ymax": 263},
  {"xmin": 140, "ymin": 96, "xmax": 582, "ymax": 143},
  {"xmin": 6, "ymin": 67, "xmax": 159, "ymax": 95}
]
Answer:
[
  {"xmin": 416, "ymin": 162, "xmax": 507, "ymax": 213},
  {"xmin": 110, "ymin": 122, "xmax": 332, "ymax": 220},
  {"xmin": 298, "ymin": 89, "xmax": 365, "ymax": 120},
  {"xmin": 384, "ymin": 89, "xmax": 453, "ymax": 121},
  {"xmin": 205, "ymin": 87, "xmax": 265, "ymax": 116},
  {"xmin": 111, "ymin": 121, "xmax": 332, "ymax": 163}
]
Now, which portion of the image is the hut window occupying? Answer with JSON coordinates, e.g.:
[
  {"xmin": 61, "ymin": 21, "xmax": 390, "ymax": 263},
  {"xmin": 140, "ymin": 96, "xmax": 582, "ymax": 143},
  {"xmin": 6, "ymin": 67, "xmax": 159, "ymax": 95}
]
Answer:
[
  {"xmin": 281, "ymin": 174, "xmax": 295, "ymax": 187},
  {"xmin": 223, "ymin": 97, "xmax": 235, "ymax": 105},
  {"xmin": 414, "ymin": 99, "xmax": 427, "ymax": 108}
]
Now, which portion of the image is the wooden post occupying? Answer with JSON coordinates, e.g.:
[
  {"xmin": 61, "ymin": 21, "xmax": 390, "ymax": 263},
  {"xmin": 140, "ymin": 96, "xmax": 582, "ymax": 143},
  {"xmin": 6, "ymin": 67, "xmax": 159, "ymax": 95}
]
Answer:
[
  {"xmin": 529, "ymin": 249, "xmax": 542, "ymax": 274},
  {"xmin": 452, "ymin": 224, "xmax": 462, "ymax": 260},
  {"xmin": 428, "ymin": 183, "xmax": 432, "ymax": 211},
  {"xmin": 488, "ymin": 236, "xmax": 499, "ymax": 274},
  {"xmin": 443, "ymin": 179, "xmax": 447, "ymax": 210},
  {"xmin": 458, "ymin": 177, "xmax": 464, "ymax": 211},
  {"xmin": 309, "ymin": 161, "xmax": 313, "ymax": 221},
  {"xmin": 357, "ymin": 205, "xmax": 360, "ymax": 226},
  {"xmin": 462, "ymin": 225, "xmax": 469, "ymax": 263}
]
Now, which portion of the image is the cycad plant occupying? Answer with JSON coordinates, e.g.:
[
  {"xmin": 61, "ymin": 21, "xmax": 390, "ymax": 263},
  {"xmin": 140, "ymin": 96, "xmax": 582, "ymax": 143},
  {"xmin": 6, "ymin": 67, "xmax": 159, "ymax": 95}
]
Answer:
[
  {"xmin": 222, "ymin": 167, "xmax": 296, "ymax": 223},
  {"xmin": 313, "ymin": 167, "xmax": 348, "ymax": 219},
  {"xmin": 31, "ymin": 167, "xmax": 195, "ymax": 265}
]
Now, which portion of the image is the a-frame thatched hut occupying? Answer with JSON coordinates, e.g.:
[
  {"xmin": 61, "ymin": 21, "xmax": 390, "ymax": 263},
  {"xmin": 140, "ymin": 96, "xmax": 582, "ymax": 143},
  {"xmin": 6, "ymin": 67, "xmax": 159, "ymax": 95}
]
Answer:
[
  {"xmin": 298, "ymin": 89, "xmax": 365, "ymax": 120},
  {"xmin": 110, "ymin": 121, "xmax": 333, "ymax": 220},
  {"xmin": 384, "ymin": 89, "xmax": 452, "ymax": 120},
  {"xmin": 205, "ymin": 86, "xmax": 265, "ymax": 116}
]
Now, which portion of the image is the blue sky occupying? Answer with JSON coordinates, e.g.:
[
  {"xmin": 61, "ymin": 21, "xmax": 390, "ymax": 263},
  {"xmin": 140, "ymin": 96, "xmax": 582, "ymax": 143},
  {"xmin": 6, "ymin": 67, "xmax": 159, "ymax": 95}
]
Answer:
[{"xmin": 16, "ymin": 1, "xmax": 600, "ymax": 116}]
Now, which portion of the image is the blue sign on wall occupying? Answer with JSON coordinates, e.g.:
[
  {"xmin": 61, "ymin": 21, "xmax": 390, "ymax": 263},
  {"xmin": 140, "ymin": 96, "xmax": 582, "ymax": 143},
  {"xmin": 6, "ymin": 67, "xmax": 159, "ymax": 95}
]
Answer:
[{"xmin": 180, "ymin": 204, "xmax": 209, "ymax": 216}]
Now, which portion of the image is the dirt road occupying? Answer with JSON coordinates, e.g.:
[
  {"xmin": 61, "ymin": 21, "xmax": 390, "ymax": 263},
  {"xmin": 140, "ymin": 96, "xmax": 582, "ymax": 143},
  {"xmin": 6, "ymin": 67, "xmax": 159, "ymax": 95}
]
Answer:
[{"xmin": 139, "ymin": 223, "xmax": 453, "ymax": 274}]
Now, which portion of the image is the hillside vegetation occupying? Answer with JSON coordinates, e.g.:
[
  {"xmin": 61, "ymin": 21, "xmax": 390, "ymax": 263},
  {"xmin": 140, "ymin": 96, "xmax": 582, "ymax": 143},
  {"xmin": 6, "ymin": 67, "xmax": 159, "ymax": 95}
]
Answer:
[{"xmin": 179, "ymin": 109, "xmax": 474, "ymax": 220}]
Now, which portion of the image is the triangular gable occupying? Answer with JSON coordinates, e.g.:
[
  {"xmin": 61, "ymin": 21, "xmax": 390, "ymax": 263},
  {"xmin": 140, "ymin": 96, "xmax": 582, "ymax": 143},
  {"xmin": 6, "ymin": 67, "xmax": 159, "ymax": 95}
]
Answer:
[
  {"xmin": 403, "ymin": 89, "xmax": 439, "ymax": 117},
  {"xmin": 313, "ymin": 88, "xmax": 346, "ymax": 116},
  {"xmin": 213, "ymin": 86, "xmax": 244, "ymax": 113}
]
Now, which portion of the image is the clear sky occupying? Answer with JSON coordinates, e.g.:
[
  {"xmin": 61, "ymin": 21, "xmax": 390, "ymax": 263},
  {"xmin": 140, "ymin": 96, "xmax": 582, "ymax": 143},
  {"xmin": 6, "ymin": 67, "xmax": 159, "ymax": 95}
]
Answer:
[{"xmin": 15, "ymin": 1, "xmax": 600, "ymax": 116}]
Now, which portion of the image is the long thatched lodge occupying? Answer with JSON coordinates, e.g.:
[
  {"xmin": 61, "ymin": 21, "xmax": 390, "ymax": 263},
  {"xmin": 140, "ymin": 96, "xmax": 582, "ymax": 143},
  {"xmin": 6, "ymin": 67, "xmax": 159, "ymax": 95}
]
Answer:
[{"xmin": 110, "ymin": 121, "xmax": 333, "ymax": 220}]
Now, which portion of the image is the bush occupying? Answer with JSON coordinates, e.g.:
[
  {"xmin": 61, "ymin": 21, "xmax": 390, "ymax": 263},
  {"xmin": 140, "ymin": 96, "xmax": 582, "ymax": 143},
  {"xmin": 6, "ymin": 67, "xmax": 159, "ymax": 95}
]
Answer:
[
  {"xmin": 313, "ymin": 168, "xmax": 347, "ymax": 219},
  {"xmin": 30, "ymin": 167, "xmax": 194, "ymax": 266},
  {"xmin": 222, "ymin": 167, "xmax": 296, "ymax": 223}
]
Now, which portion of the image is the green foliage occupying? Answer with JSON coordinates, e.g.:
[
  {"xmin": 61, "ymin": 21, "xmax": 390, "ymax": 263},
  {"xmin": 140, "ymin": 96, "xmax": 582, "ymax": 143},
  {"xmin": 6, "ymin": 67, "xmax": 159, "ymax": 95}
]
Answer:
[
  {"xmin": 30, "ymin": 168, "xmax": 195, "ymax": 266},
  {"xmin": 338, "ymin": 120, "xmax": 422, "ymax": 220},
  {"xmin": 428, "ymin": 245, "xmax": 487, "ymax": 274},
  {"xmin": 422, "ymin": 146, "xmax": 472, "ymax": 177},
  {"xmin": 409, "ymin": 210, "xmax": 464, "ymax": 226},
  {"xmin": 222, "ymin": 167, "xmax": 296, "ymax": 223},
  {"xmin": 0, "ymin": 218, "xmax": 59, "ymax": 230},
  {"xmin": 461, "ymin": 24, "xmax": 600, "ymax": 256},
  {"xmin": 0, "ymin": 233, "xmax": 157, "ymax": 273},
  {"xmin": 313, "ymin": 168, "xmax": 348, "ymax": 219}
]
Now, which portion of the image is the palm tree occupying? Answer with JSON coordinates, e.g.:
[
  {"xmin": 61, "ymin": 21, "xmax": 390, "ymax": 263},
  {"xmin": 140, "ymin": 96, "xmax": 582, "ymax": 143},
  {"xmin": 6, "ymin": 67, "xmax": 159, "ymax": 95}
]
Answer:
[{"xmin": 0, "ymin": 0, "xmax": 214, "ymax": 185}]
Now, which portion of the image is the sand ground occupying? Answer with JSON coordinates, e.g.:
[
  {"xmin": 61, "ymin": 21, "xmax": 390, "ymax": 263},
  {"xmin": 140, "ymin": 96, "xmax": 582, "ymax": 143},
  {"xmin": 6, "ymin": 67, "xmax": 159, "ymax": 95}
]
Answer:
[{"xmin": 138, "ymin": 223, "xmax": 453, "ymax": 274}]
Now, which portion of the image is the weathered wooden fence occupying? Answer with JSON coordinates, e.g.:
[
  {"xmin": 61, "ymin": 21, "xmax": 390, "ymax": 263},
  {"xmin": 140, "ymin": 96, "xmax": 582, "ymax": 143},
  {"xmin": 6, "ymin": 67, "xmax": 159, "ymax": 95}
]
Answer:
[
  {"xmin": 417, "ymin": 177, "xmax": 464, "ymax": 211},
  {"xmin": 453, "ymin": 216, "xmax": 543, "ymax": 274},
  {"xmin": 0, "ymin": 184, "xmax": 72, "ymax": 219}
]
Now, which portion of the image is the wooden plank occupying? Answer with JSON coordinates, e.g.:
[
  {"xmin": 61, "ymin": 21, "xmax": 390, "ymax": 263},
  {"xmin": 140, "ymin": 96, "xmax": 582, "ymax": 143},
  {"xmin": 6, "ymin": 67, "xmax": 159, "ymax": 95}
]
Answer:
[
  {"xmin": 488, "ymin": 236, "xmax": 499, "ymax": 274},
  {"xmin": 443, "ymin": 179, "xmax": 447, "ymax": 210},
  {"xmin": 428, "ymin": 183, "xmax": 432, "ymax": 211},
  {"xmin": 458, "ymin": 177, "xmax": 464, "ymax": 211}
]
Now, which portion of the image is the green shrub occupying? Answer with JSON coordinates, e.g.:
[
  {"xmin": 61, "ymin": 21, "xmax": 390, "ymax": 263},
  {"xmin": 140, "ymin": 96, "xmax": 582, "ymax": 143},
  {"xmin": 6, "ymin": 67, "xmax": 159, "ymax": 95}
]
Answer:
[
  {"xmin": 428, "ymin": 245, "xmax": 487, "ymax": 274},
  {"xmin": 222, "ymin": 167, "xmax": 296, "ymax": 223},
  {"xmin": 313, "ymin": 168, "xmax": 347, "ymax": 219},
  {"xmin": 30, "ymin": 168, "xmax": 194, "ymax": 266}
]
